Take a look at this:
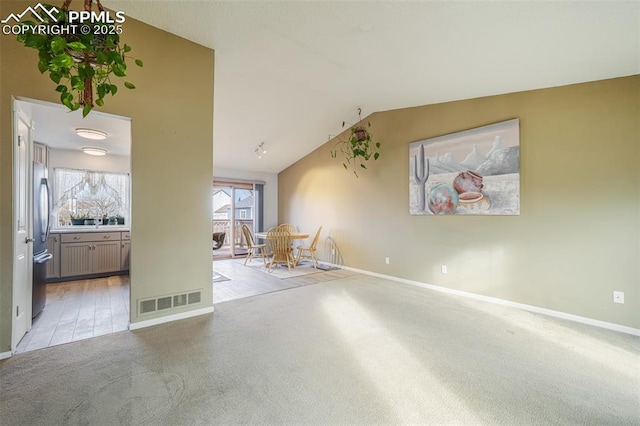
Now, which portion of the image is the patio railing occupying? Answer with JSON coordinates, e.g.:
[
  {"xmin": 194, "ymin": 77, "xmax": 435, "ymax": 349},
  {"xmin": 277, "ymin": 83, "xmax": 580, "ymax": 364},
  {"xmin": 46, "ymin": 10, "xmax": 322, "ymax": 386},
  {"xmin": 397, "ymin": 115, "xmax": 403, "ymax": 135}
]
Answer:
[{"xmin": 213, "ymin": 219, "xmax": 254, "ymax": 248}]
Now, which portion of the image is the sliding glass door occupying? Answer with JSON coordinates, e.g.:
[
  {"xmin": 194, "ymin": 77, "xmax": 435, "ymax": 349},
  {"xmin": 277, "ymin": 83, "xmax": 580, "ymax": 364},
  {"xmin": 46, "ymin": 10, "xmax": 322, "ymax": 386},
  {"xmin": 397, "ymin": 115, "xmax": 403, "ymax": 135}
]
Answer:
[{"xmin": 212, "ymin": 182, "xmax": 259, "ymax": 259}]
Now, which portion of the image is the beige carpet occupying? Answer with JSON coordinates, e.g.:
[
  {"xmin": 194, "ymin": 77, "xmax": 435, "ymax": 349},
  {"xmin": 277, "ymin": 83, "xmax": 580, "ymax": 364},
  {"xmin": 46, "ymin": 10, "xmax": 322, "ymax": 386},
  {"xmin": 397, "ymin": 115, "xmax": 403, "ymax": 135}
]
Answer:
[{"xmin": 1, "ymin": 274, "xmax": 639, "ymax": 425}]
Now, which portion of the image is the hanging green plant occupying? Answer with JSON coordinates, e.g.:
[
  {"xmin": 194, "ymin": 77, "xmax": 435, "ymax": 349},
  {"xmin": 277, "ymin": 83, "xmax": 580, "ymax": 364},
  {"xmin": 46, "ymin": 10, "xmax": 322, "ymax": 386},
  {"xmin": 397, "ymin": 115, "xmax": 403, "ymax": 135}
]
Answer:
[
  {"xmin": 330, "ymin": 109, "xmax": 381, "ymax": 177},
  {"xmin": 15, "ymin": 0, "xmax": 143, "ymax": 117}
]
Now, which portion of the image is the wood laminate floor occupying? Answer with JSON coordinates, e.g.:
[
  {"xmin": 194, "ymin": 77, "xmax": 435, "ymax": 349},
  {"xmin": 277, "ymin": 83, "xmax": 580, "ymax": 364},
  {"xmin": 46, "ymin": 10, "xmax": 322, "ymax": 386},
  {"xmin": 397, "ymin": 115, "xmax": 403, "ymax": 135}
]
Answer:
[{"xmin": 16, "ymin": 259, "xmax": 356, "ymax": 354}]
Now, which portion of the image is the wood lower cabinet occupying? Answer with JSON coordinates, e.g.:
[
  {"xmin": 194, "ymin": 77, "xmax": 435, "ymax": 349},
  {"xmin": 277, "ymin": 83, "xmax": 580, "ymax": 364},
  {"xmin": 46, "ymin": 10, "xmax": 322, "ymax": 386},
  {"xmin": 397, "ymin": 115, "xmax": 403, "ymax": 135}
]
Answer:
[
  {"xmin": 93, "ymin": 241, "xmax": 122, "ymax": 274},
  {"xmin": 121, "ymin": 241, "xmax": 130, "ymax": 271},
  {"xmin": 60, "ymin": 242, "xmax": 93, "ymax": 277},
  {"xmin": 46, "ymin": 234, "xmax": 60, "ymax": 279},
  {"xmin": 54, "ymin": 231, "xmax": 130, "ymax": 280}
]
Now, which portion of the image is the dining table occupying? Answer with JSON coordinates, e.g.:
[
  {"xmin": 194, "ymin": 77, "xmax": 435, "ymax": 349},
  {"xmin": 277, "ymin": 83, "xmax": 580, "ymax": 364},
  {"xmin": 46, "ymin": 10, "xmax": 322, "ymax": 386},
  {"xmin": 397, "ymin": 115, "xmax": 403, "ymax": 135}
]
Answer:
[
  {"xmin": 255, "ymin": 231, "xmax": 309, "ymax": 268},
  {"xmin": 254, "ymin": 231, "xmax": 309, "ymax": 241}
]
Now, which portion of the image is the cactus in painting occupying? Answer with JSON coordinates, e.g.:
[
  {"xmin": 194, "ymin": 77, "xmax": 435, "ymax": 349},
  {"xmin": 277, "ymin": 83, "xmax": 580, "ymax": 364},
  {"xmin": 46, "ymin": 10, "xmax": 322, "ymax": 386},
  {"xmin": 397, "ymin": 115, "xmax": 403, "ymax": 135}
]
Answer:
[{"xmin": 414, "ymin": 144, "xmax": 430, "ymax": 211}]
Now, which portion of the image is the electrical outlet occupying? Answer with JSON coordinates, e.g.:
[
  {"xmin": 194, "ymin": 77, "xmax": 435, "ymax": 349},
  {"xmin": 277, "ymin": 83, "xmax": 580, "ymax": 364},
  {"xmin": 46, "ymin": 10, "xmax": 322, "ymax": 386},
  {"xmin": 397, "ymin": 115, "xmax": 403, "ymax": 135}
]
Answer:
[
  {"xmin": 441, "ymin": 265, "xmax": 448, "ymax": 274},
  {"xmin": 613, "ymin": 291, "xmax": 624, "ymax": 304},
  {"xmin": 385, "ymin": 257, "xmax": 390, "ymax": 265}
]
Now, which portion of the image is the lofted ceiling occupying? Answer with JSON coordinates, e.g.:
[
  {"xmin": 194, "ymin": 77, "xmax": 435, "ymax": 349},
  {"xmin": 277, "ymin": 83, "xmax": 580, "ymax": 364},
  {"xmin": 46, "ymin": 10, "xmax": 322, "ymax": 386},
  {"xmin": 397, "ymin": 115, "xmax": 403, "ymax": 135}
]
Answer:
[{"xmin": 100, "ymin": 1, "xmax": 638, "ymax": 174}]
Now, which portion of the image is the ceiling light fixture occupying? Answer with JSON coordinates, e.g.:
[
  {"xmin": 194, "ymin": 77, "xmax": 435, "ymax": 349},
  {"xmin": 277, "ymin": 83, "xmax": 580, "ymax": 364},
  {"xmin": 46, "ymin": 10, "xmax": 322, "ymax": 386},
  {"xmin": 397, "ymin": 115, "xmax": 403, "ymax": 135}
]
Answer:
[
  {"xmin": 81, "ymin": 147, "xmax": 108, "ymax": 156},
  {"xmin": 255, "ymin": 142, "xmax": 267, "ymax": 159},
  {"xmin": 76, "ymin": 128, "xmax": 108, "ymax": 140}
]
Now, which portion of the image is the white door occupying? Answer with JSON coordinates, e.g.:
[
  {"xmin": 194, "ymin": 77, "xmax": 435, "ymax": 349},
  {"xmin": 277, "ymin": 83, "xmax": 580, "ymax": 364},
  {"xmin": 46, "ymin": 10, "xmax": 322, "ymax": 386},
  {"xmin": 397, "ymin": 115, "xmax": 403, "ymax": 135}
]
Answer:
[{"xmin": 12, "ymin": 103, "xmax": 33, "ymax": 350}]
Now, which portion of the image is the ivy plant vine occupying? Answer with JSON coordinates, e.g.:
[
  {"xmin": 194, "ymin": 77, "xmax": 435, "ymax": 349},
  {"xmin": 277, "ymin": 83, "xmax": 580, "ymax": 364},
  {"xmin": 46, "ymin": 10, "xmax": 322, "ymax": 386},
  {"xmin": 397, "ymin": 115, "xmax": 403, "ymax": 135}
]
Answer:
[{"xmin": 15, "ymin": 0, "xmax": 143, "ymax": 117}]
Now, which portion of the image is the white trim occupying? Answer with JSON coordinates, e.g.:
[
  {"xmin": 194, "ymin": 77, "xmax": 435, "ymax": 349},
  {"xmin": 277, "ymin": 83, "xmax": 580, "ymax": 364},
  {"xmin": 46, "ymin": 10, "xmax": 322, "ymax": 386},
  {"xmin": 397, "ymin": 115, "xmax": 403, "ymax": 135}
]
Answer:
[
  {"xmin": 128, "ymin": 306, "xmax": 214, "ymax": 331},
  {"xmin": 0, "ymin": 351, "xmax": 13, "ymax": 360},
  {"xmin": 320, "ymin": 261, "xmax": 640, "ymax": 337}
]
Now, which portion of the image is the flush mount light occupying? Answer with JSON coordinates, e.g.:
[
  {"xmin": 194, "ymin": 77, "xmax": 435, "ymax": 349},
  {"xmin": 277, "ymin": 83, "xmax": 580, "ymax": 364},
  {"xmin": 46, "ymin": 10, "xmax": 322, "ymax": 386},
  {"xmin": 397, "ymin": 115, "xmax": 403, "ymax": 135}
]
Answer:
[
  {"xmin": 76, "ymin": 128, "xmax": 108, "ymax": 140},
  {"xmin": 81, "ymin": 147, "xmax": 108, "ymax": 156}
]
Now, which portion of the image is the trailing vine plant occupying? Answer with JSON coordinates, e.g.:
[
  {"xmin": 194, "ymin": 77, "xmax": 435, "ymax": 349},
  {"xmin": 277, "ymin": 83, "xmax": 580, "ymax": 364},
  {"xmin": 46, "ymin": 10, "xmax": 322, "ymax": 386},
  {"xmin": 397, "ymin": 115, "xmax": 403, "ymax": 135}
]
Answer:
[
  {"xmin": 330, "ymin": 108, "xmax": 381, "ymax": 177},
  {"xmin": 15, "ymin": 0, "xmax": 143, "ymax": 117}
]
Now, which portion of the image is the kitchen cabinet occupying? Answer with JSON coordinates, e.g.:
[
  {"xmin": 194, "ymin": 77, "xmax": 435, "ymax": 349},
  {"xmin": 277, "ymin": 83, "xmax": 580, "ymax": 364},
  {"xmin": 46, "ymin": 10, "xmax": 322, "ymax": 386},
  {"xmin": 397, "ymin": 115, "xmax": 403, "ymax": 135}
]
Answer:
[
  {"xmin": 46, "ymin": 234, "xmax": 60, "ymax": 278},
  {"xmin": 120, "ymin": 231, "xmax": 130, "ymax": 271},
  {"xmin": 121, "ymin": 241, "xmax": 130, "ymax": 271},
  {"xmin": 91, "ymin": 241, "xmax": 122, "ymax": 274},
  {"xmin": 60, "ymin": 242, "xmax": 93, "ymax": 277},
  {"xmin": 55, "ymin": 231, "xmax": 130, "ymax": 280}
]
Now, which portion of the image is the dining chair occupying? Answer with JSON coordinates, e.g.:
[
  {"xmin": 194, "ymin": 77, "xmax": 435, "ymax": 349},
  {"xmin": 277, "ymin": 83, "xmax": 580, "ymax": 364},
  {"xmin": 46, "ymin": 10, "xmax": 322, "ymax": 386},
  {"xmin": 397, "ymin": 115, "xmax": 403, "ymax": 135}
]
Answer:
[
  {"xmin": 241, "ymin": 224, "xmax": 267, "ymax": 266},
  {"xmin": 278, "ymin": 223, "xmax": 296, "ymax": 233},
  {"xmin": 295, "ymin": 225, "xmax": 322, "ymax": 268},
  {"xmin": 277, "ymin": 223, "xmax": 296, "ymax": 252},
  {"xmin": 266, "ymin": 226, "xmax": 294, "ymax": 272}
]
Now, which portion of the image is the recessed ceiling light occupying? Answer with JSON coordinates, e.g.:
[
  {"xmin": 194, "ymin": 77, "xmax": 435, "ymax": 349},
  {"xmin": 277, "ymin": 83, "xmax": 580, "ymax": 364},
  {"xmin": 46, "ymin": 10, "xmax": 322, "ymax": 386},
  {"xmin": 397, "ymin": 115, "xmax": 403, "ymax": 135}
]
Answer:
[
  {"xmin": 76, "ymin": 128, "xmax": 107, "ymax": 140},
  {"xmin": 81, "ymin": 147, "xmax": 108, "ymax": 156}
]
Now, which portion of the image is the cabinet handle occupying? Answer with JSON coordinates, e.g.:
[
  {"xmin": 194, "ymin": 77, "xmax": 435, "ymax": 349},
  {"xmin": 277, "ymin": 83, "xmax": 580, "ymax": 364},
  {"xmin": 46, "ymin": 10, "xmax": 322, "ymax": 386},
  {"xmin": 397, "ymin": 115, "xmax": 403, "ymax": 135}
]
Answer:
[
  {"xmin": 73, "ymin": 236, "xmax": 80, "ymax": 240},
  {"xmin": 103, "ymin": 235, "xmax": 111, "ymax": 239}
]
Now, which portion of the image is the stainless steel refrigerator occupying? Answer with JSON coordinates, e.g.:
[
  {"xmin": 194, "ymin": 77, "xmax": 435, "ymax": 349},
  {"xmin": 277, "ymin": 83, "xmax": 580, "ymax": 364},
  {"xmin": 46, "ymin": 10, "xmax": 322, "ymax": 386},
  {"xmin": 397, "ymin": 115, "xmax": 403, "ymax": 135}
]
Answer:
[{"xmin": 33, "ymin": 162, "xmax": 52, "ymax": 318}]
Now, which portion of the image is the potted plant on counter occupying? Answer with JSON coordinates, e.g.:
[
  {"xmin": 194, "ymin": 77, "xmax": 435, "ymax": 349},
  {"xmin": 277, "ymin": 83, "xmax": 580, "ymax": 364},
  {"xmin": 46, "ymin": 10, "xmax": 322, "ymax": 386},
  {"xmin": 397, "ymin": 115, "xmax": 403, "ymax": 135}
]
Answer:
[{"xmin": 70, "ymin": 214, "xmax": 87, "ymax": 225}]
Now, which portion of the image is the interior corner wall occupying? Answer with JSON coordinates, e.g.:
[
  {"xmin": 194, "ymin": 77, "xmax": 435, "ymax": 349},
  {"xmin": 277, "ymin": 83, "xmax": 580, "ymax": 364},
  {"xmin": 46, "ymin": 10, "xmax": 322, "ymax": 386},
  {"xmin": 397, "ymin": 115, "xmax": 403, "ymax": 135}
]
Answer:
[
  {"xmin": 0, "ymin": 1, "xmax": 214, "ymax": 351},
  {"xmin": 278, "ymin": 75, "xmax": 640, "ymax": 329}
]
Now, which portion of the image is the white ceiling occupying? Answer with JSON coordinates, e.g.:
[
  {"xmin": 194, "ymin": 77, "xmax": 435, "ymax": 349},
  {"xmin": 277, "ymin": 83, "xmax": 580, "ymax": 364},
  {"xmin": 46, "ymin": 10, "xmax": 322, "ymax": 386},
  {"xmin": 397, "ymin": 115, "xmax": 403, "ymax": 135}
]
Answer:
[
  {"xmin": 99, "ymin": 1, "xmax": 640, "ymax": 173},
  {"xmin": 24, "ymin": 99, "xmax": 131, "ymax": 157}
]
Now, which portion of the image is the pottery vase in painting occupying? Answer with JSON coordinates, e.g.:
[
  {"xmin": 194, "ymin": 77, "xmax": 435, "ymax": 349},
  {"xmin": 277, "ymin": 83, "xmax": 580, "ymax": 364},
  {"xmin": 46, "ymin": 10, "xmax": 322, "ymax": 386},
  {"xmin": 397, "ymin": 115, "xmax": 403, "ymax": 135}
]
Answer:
[{"xmin": 453, "ymin": 170, "xmax": 484, "ymax": 194}]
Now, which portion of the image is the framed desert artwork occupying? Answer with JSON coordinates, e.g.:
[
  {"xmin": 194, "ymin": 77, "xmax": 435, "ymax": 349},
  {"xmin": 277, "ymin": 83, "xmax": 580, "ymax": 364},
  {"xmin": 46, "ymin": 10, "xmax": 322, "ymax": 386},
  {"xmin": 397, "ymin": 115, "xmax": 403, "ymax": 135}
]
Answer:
[{"xmin": 409, "ymin": 119, "xmax": 520, "ymax": 215}]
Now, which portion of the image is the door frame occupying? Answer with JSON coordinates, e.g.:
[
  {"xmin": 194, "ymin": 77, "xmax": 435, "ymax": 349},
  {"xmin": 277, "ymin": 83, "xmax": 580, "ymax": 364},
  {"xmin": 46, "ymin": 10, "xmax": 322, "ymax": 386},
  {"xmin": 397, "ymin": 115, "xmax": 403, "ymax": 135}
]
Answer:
[{"xmin": 11, "ymin": 98, "xmax": 34, "ymax": 351}]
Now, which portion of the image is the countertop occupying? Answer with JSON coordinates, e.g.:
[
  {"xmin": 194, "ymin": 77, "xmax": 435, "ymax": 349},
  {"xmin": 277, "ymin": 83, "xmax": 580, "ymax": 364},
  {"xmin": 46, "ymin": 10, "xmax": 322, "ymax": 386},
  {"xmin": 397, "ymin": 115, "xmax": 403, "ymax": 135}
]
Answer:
[{"xmin": 51, "ymin": 227, "xmax": 130, "ymax": 233}]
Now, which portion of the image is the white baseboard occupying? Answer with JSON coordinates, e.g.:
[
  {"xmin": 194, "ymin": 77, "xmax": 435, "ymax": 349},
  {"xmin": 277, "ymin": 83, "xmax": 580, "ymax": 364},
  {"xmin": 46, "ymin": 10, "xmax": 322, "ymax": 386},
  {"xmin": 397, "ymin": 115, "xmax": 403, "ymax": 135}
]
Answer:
[
  {"xmin": 322, "ymin": 261, "xmax": 640, "ymax": 337},
  {"xmin": 0, "ymin": 351, "xmax": 13, "ymax": 360},
  {"xmin": 129, "ymin": 306, "xmax": 214, "ymax": 331}
]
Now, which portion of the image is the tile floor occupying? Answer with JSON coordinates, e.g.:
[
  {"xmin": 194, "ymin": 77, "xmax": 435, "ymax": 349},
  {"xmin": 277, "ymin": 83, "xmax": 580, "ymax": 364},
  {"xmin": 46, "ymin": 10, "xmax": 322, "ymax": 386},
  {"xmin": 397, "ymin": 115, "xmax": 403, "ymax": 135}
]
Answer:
[
  {"xmin": 16, "ymin": 275, "xmax": 130, "ymax": 354},
  {"xmin": 213, "ymin": 258, "xmax": 358, "ymax": 303},
  {"xmin": 15, "ymin": 259, "xmax": 357, "ymax": 354}
]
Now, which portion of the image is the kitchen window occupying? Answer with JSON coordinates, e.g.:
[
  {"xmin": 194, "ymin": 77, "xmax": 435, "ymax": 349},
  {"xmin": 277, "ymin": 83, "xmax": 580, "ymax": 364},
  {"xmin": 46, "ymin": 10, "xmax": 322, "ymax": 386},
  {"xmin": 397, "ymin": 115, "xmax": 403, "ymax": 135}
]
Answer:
[{"xmin": 53, "ymin": 168, "xmax": 130, "ymax": 227}]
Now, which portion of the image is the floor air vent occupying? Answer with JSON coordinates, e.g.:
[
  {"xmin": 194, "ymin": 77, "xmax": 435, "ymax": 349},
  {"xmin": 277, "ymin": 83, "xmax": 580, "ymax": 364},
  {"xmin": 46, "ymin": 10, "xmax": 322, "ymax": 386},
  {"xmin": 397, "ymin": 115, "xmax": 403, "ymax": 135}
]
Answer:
[
  {"xmin": 138, "ymin": 289, "xmax": 203, "ymax": 316},
  {"xmin": 188, "ymin": 292, "xmax": 201, "ymax": 305},
  {"xmin": 173, "ymin": 294, "xmax": 187, "ymax": 307},
  {"xmin": 140, "ymin": 299, "xmax": 157, "ymax": 314},
  {"xmin": 157, "ymin": 296, "xmax": 172, "ymax": 310}
]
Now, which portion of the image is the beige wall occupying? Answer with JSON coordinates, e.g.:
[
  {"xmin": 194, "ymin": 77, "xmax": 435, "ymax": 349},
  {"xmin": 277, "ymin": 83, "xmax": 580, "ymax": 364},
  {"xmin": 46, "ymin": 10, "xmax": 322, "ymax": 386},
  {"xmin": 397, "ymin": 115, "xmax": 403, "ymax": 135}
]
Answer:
[
  {"xmin": 0, "ymin": 1, "xmax": 214, "ymax": 351},
  {"xmin": 279, "ymin": 76, "xmax": 640, "ymax": 329}
]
